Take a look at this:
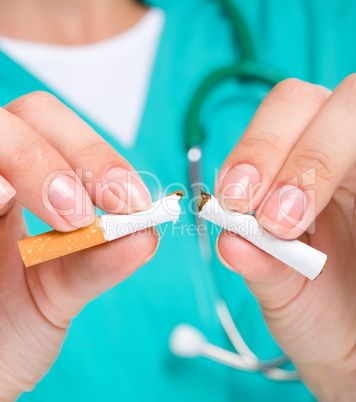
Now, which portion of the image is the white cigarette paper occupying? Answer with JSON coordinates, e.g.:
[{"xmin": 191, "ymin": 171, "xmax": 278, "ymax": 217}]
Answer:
[
  {"xmin": 198, "ymin": 194, "xmax": 327, "ymax": 280},
  {"xmin": 100, "ymin": 192, "xmax": 183, "ymax": 241},
  {"xmin": 18, "ymin": 191, "xmax": 183, "ymax": 267}
]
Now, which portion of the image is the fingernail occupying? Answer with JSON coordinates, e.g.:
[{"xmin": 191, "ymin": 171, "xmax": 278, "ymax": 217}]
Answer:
[
  {"xmin": 215, "ymin": 236, "xmax": 234, "ymax": 270},
  {"xmin": 106, "ymin": 167, "xmax": 152, "ymax": 212},
  {"xmin": 219, "ymin": 164, "xmax": 261, "ymax": 211},
  {"xmin": 143, "ymin": 228, "xmax": 160, "ymax": 265},
  {"xmin": 0, "ymin": 176, "xmax": 16, "ymax": 206},
  {"xmin": 259, "ymin": 185, "xmax": 307, "ymax": 234},
  {"xmin": 48, "ymin": 175, "xmax": 95, "ymax": 228}
]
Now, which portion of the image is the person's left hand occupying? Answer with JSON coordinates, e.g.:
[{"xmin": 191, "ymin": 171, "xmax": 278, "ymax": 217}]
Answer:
[{"xmin": 215, "ymin": 76, "xmax": 356, "ymax": 401}]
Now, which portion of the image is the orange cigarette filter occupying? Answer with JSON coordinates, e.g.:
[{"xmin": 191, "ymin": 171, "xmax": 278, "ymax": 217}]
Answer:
[
  {"xmin": 18, "ymin": 191, "xmax": 184, "ymax": 268},
  {"xmin": 18, "ymin": 217, "xmax": 105, "ymax": 267}
]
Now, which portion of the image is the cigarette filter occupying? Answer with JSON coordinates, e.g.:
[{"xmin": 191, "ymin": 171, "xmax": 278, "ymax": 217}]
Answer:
[
  {"xmin": 198, "ymin": 192, "xmax": 327, "ymax": 280},
  {"xmin": 18, "ymin": 191, "xmax": 184, "ymax": 267}
]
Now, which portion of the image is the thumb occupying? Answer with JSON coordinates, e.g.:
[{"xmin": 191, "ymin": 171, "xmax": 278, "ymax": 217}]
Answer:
[
  {"xmin": 216, "ymin": 230, "xmax": 307, "ymax": 310},
  {"xmin": 26, "ymin": 227, "xmax": 160, "ymax": 329}
]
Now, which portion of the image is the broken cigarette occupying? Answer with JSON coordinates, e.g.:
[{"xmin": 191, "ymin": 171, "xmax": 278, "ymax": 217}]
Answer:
[
  {"xmin": 198, "ymin": 191, "xmax": 327, "ymax": 280},
  {"xmin": 18, "ymin": 191, "xmax": 184, "ymax": 267}
]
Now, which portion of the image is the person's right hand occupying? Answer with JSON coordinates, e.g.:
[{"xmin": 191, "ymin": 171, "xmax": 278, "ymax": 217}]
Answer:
[{"xmin": 0, "ymin": 92, "xmax": 159, "ymax": 400}]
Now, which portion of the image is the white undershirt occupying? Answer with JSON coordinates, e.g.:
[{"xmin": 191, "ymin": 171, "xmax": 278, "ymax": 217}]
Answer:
[{"xmin": 0, "ymin": 8, "xmax": 165, "ymax": 148}]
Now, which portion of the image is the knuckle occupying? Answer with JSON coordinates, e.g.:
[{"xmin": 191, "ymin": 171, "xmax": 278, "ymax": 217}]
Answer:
[
  {"xmin": 340, "ymin": 73, "xmax": 356, "ymax": 92},
  {"xmin": 9, "ymin": 138, "xmax": 54, "ymax": 177},
  {"xmin": 292, "ymin": 146, "xmax": 337, "ymax": 182},
  {"xmin": 75, "ymin": 141, "xmax": 114, "ymax": 161},
  {"xmin": 7, "ymin": 91, "xmax": 59, "ymax": 115},
  {"xmin": 273, "ymin": 78, "xmax": 305, "ymax": 95},
  {"xmin": 272, "ymin": 78, "xmax": 329, "ymax": 106},
  {"xmin": 241, "ymin": 134, "xmax": 283, "ymax": 160},
  {"xmin": 338, "ymin": 74, "xmax": 356, "ymax": 108},
  {"xmin": 25, "ymin": 91, "xmax": 57, "ymax": 104}
]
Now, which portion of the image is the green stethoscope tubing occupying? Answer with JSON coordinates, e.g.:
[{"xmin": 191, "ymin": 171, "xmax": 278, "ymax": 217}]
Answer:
[
  {"xmin": 185, "ymin": 61, "xmax": 288, "ymax": 150},
  {"xmin": 185, "ymin": 0, "xmax": 288, "ymax": 150},
  {"xmin": 181, "ymin": 0, "xmax": 298, "ymax": 381}
]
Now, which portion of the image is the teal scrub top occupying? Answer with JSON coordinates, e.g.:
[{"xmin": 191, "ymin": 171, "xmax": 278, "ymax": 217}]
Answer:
[{"xmin": 0, "ymin": 0, "xmax": 354, "ymax": 400}]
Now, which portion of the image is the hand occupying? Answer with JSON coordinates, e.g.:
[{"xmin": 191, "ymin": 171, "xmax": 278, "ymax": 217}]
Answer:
[
  {"xmin": 0, "ymin": 92, "xmax": 159, "ymax": 400},
  {"xmin": 215, "ymin": 77, "xmax": 356, "ymax": 401}
]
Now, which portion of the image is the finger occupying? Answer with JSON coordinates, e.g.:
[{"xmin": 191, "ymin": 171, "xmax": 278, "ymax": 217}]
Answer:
[
  {"xmin": 0, "ymin": 202, "xmax": 29, "ymax": 310},
  {"xmin": 216, "ymin": 230, "xmax": 297, "ymax": 283},
  {"xmin": 216, "ymin": 224, "xmax": 349, "ymax": 368},
  {"xmin": 215, "ymin": 79, "xmax": 330, "ymax": 213},
  {"xmin": 0, "ymin": 107, "xmax": 96, "ymax": 231},
  {"xmin": 5, "ymin": 92, "xmax": 152, "ymax": 214},
  {"xmin": 25, "ymin": 228, "xmax": 160, "ymax": 328},
  {"xmin": 216, "ymin": 230, "xmax": 306, "ymax": 309},
  {"xmin": 0, "ymin": 175, "xmax": 16, "ymax": 216},
  {"xmin": 256, "ymin": 74, "xmax": 356, "ymax": 239}
]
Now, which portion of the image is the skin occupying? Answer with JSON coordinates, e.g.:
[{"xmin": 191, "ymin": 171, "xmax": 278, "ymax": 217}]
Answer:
[
  {"xmin": 0, "ymin": 0, "xmax": 159, "ymax": 400},
  {"xmin": 0, "ymin": 0, "xmax": 355, "ymax": 400},
  {"xmin": 216, "ymin": 78, "xmax": 356, "ymax": 400},
  {"xmin": 0, "ymin": 0, "xmax": 147, "ymax": 45}
]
